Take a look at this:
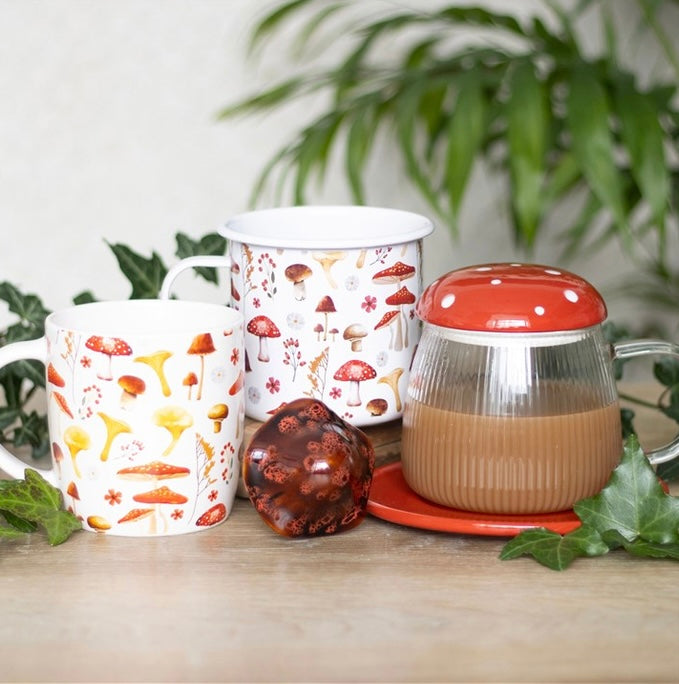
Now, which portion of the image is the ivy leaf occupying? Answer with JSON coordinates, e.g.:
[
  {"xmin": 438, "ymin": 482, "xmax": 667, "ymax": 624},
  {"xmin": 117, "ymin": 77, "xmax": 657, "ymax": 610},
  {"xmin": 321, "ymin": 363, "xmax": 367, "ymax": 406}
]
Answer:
[
  {"xmin": 106, "ymin": 242, "xmax": 168, "ymax": 299},
  {"xmin": 620, "ymin": 407, "xmax": 636, "ymax": 439},
  {"xmin": 654, "ymin": 357, "xmax": 679, "ymax": 388},
  {"xmin": 0, "ymin": 525, "xmax": 26, "ymax": 540},
  {"xmin": 501, "ymin": 436, "xmax": 679, "ymax": 570},
  {"xmin": 0, "ymin": 469, "xmax": 81, "ymax": 545},
  {"xmin": 573, "ymin": 435, "xmax": 679, "ymax": 544},
  {"xmin": 0, "ymin": 407, "xmax": 20, "ymax": 431},
  {"xmin": 1, "ymin": 508, "xmax": 38, "ymax": 532},
  {"xmin": 72, "ymin": 290, "xmax": 97, "ymax": 305},
  {"xmin": 499, "ymin": 524, "xmax": 608, "ymax": 571},
  {"xmin": 0, "ymin": 281, "xmax": 50, "ymax": 330},
  {"xmin": 11, "ymin": 411, "xmax": 49, "ymax": 450},
  {"xmin": 174, "ymin": 232, "xmax": 227, "ymax": 285},
  {"xmin": 623, "ymin": 538, "xmax": 679, "ymax": 560}
]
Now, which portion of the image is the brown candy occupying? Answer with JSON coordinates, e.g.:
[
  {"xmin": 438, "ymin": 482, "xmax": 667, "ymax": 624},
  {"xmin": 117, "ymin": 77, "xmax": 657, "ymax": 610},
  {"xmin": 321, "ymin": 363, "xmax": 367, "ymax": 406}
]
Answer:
[{"xmin": 243, "ymin": 398, "xmax": 375, "ymax": 537}]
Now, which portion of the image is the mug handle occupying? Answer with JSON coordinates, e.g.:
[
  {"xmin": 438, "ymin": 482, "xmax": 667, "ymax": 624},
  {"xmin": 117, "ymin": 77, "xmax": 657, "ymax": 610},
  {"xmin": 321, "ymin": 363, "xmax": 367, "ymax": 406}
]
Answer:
[
  {"xmin": 159, "ymin": 255, "xmax": 233, "ymax": 300},
  {"xmin": 0, "ymin": 337, "xmax": 58, "ymax": 485},
  {"xmin": 613, "ymin": 339, "xmax": 679, "ymax": 465}
]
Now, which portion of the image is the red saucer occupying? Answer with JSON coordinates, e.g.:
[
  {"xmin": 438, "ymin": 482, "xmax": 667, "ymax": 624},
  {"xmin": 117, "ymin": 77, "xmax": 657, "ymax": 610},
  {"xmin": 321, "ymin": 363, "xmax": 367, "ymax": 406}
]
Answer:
[{"xmin": 366, "ymin": 462, "xmax": 581, "ymax": 537}]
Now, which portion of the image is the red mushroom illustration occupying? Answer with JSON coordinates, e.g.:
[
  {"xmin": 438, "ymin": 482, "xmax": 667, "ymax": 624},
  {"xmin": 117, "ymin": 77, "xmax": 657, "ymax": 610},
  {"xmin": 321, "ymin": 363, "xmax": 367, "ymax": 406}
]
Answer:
[
  {"xmin": 66, "ymin": 480, "xmax": 80, "ymax": 516},
  {"xmin": 372, "ymin": 261, "xmax": 416, "ymax": 293},
  {"xmin": 85, "ymin": 336, "xmax": 133, "ymax": 381},
  {"xmin": 51, "ymin": 391, "xmax": 74, "ymax": 419},
  {"xmin": 229, "ymin": 369, "xmax": 244, "ymax": 396},
  {"xmin": 118, "ymin": 508, "xmax": 155, "ymax": 528},
  {"xmin": 117, "ymin": 460, "xmax": 191, "ymax": 481},
  {"xmin": 187, "ymin": 333, "xmax": 216, "ymax": 401},
  {"xmin": 228, "ymin": 370, "xmax": 245, "ymax": 439},
  {"xmin": 195, "ymin": 502, "xmax": 227, "ymax": 527},
  {"xmin": 182, "ymin": 372, "xmax": 198, "ymax": 400},
  {"xmin": 333, "ymin": 359, "xmax": 376, "ymax": 407},
  {"xmin": 315, "ymin": 295, "xmax": 337, "ymax": 342},
  {"xmin": 117, "ymin": 461, "xmax": 191, "ymax": 532},
  {"xmin": 374, "ymin": 310, "xmax": 400, "ymax": 350},
  {"xmin": 47, "ymin": 363, "xmax": 65, "ymax": 387},
  {"xmin": 52, "ymin": 442, "xmax": 64, "ymax": 478},
  {"xmin": 246, "ymin": 315, "xmax": 280, "ymax": 363},
  {"xmin": 132, "ymin": 485, "xmax": 188, "ymax": 534},
  {"xmin": 385, "ymin": 286, "xmax": 417, "ymax": 350}
]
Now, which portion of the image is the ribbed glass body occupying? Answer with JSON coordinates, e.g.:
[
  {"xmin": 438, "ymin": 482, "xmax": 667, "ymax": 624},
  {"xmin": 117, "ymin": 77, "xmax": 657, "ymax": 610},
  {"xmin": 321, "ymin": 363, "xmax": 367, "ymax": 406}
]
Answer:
[{"xmin": 401, "ymin": 325, "xmax": 622, "ymax": 514}]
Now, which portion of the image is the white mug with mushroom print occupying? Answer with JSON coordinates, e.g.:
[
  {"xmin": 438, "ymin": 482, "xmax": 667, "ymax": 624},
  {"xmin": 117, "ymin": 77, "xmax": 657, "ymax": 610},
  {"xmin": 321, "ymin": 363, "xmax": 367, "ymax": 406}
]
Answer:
[
  {"xmin": 160, "ymin": 206, "xmax": 434, "ymax": 426},
  {"xmin": 0, "ymin": 300, "xmax": 244, "ymax": 536}
]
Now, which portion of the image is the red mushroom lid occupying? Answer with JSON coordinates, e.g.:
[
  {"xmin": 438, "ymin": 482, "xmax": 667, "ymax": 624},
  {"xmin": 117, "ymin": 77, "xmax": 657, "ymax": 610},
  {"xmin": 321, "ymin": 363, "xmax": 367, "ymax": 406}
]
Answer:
[{"xmin": 417, "ymin": 263, "xmax": 607, "ymax": 332}]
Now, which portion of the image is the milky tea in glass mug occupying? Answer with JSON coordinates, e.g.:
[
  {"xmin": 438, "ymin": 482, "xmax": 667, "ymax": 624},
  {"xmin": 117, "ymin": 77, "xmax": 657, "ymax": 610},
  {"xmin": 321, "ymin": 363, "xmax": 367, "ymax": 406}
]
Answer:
[
  {"xmin": 402, "ymin": 263, "xmax": 679, "ymax": 515},
  {"xmin": 161, "ymin": 206, "xmax": 434, "ymax": 427}
]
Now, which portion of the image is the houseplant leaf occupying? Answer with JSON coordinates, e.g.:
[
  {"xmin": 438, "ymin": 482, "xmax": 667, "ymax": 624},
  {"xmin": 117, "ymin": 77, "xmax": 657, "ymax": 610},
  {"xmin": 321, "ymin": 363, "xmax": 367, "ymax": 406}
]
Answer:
[
  {"xmin": 445, "ymin": 72, "xmax": 486, "ymax": 225},
  {"xmin": 396, "ymin": 84, "xmax": 448, "ymax": 222},
  {"xmin": 345, "ymin": 106, "xmax": 377, "ymax": 204},
  {"xmin": 506, "ymin": 60, "xmax": 547, "ymax": 248},
  {"xmin": 566, "ymin": 66, "xmax": 629, "ymax": 247},
  {"xmin": 613, "ymin": 75, "xmax": 669, "ymax": 244}
]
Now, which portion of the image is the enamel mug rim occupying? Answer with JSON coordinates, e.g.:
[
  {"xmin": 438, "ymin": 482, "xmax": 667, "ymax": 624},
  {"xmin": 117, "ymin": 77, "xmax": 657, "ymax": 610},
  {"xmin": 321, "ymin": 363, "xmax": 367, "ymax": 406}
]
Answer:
[{"xmin": 220, "ymin": 205, "xmax": 434, "ymax": 249}]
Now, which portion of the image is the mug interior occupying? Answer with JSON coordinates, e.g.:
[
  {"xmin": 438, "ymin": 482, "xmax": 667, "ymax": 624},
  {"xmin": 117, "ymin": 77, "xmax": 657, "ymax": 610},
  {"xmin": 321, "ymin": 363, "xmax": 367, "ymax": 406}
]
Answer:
[
  {"xmin": 47, "ymin": 300, "xmax": 242, "ymax": 335},
  {"xmin": 221, "ymin": 205, "xmax": 434, "ymax": 249}
]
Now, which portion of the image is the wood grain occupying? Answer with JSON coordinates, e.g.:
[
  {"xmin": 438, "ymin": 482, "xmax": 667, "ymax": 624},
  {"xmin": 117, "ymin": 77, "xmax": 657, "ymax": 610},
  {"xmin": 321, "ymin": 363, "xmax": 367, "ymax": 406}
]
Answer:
[{"xmin": 1, "ymin": 384, "xmax": 679, "ymax": 682}]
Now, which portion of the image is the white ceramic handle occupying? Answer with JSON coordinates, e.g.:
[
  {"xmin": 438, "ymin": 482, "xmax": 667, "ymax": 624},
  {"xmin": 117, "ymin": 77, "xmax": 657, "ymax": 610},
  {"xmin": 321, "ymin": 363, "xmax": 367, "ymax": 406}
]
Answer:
[
  {"xmin": 0, "ymin": 337, "xmax": 57, "ymax": 485},
  {"xmin": 159, "ymin": 255, "xmax": 234, "ymax": 300},
  {"xmin": 613, "ymin": 339, "xmax": 679, "ymax": 465}
]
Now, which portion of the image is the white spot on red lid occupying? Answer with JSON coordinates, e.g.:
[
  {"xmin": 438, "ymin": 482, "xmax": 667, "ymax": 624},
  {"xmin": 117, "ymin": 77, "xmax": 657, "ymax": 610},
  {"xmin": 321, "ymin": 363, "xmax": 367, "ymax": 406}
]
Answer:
[
  {"xmin": 476, "ymin": 266, "xmax": 492, "ymax": 272},
  {"xmin": 441, "ymin": 293, "xmax": 456, "ymax": 308},
  {"xmin": 564, "ymin": 289, "xmax": 579, "ymax": 303},
  {"xmin": 545, "ymin": 269, "xmax": 561, "ymax": 275},
  {"xmin": 534, "ymin": 306, "xmax": 545, "ymax": 316},
  {"xmin": 490, "ymin": 279, "xmax": 502, "ymax": 285}
]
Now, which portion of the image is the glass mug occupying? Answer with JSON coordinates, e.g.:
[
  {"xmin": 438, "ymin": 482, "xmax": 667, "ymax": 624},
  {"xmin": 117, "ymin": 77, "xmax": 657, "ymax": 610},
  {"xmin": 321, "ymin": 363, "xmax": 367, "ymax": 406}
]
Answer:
[
  {"xmin": 160, "ymin": 205, "xmax": 434, "ymax": 426},
  {"xmin": 401, "ymin": 263, "xmax": 679, "ymax": 515}
]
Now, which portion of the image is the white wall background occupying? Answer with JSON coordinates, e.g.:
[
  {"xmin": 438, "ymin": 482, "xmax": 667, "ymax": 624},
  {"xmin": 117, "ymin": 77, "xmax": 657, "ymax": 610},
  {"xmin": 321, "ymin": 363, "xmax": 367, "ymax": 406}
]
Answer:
[{"xmin": 0, "ymin": 0, "xmax": 672, "ymax": 331}]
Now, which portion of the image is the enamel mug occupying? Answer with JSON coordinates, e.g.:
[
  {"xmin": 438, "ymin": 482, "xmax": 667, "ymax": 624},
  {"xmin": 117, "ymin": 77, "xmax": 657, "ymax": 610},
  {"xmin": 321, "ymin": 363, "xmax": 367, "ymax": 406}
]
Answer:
[{"xmin": 160, "ymin": 205, "xmax": 434, "ymax": 426}]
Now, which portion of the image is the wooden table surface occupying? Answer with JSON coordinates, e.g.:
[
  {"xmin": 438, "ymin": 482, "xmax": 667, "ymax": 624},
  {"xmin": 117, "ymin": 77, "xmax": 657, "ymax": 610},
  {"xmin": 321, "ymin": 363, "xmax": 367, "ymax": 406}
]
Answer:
[{"xmin": 2, "ymin": 384, "xmax": 679, "ymax": 682}]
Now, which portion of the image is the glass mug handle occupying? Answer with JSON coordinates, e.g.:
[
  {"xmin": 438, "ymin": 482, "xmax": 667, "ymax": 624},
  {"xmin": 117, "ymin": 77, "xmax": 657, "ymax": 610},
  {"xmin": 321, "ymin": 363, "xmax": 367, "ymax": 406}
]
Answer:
[
  {"xmin": 612, "ymin": 339, "xmax": 679, "ymax": 465},
  {"xmin": 159, "ymin": 255, "xmax": 233, "ymax": 300},
  {"xmin": 0, "ymin": 337, "xmax": 58, "ymax": 485}
]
